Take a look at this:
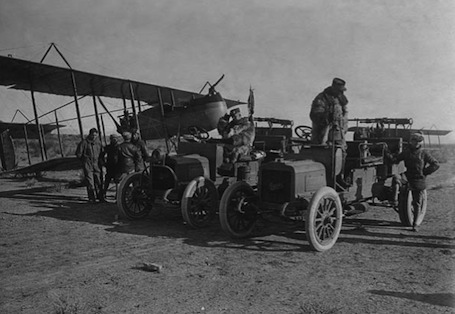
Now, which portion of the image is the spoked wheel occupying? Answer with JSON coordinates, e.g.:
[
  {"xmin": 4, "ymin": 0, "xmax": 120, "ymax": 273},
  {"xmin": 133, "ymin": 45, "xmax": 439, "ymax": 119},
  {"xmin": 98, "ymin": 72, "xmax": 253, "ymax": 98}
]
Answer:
[
  {"xmin": 117, "ymin": 172, "xmax": 154, "ymax": 219},
  {"xmin": 305, "ymin": 187, "xmax": 343, "ymax": 252},
  {"xmin": 219, "ymin": 181, "xmax": 258, "ymax": 238},
  {"xmin": 294, "ymin": 125, "xmax": 312, "ymax": 141},
  {"xmin": 181, "ymin": 176, "xmax": 219, "ymax": 228},
  {"xmin": 398, "ymin": 188, "xmax": 427, "ymax": 227}
]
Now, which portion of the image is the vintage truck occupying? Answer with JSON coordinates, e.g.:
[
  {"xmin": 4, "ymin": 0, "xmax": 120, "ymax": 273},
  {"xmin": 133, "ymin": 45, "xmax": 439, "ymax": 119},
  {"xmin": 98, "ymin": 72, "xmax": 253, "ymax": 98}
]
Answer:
[
  {"xmin": 115, "ymin": 118, "xmax": 309, "ymax": 228},
  {"xmin": 219, "ymin": 118, "xmax": 426, "ymax": 251}
]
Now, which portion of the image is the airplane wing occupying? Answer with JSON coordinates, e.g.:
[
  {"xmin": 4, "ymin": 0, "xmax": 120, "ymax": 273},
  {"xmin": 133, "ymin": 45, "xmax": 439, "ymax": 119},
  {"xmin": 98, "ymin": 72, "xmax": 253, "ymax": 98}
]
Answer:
[
  {"xmin": 0, "ymin": 121, "xmax": 64, "ymax": 139},
  {"xmin": 0, "ymin": 55, "xmax": 243, "ymax": 108},
  {"xmin": 347, "ymin": 126, "xmax": 451, "ymax": 136},
  {"xmin": 1, "ymin": 157, "xmax": 81, "ymax": 175},
  {"xmin": 417, "ymin": 129, "xmax": 452, "ymax": 136}
]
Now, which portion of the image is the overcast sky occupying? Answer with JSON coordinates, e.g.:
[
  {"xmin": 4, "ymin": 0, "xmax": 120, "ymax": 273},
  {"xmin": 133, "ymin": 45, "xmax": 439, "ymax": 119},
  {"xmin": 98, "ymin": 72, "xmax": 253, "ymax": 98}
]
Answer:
[{"xmin": 1, "ymin": 0, "xmax": 454, "ymax": 142}]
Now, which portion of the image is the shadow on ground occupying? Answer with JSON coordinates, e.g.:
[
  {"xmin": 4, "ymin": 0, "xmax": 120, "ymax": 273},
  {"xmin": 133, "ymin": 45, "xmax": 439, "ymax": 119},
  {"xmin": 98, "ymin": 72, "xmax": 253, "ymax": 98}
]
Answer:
[
  {"xmin": 369, "ymin": 290, "xmax": 455, "ymax": 308},
  {"xmin": 1, "ymin": 180, "xmax": 453, "ymax": 252}
]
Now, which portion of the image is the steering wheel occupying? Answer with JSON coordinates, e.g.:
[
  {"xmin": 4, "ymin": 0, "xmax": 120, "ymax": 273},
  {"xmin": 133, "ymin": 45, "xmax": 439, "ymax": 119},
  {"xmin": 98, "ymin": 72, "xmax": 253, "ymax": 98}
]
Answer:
[
  {"xmin": 187, "ymin": 126, "xmax": 210, "ymax": 140},
  {"xmin": 294, "ymin": 125, "xmax": 312, "ymax": 141}
]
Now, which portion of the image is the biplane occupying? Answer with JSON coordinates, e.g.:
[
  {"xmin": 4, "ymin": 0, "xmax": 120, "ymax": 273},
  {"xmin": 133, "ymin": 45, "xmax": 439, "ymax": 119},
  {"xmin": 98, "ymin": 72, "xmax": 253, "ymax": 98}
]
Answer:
[
  {"xmin": 348, "ymin": 117, "xmax": 452, "ymax": 148},
  {"xmin": 0, "ymin": 44, "xmax": 244, "ymax": 173}
]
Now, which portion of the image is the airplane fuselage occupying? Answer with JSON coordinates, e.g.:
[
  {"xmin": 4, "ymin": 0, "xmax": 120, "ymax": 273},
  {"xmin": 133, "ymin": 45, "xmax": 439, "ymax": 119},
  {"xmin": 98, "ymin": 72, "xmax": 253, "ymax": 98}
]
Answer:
[{"xmin": 138, "ymin": 92, "xmax": 228, "ymax": 140}]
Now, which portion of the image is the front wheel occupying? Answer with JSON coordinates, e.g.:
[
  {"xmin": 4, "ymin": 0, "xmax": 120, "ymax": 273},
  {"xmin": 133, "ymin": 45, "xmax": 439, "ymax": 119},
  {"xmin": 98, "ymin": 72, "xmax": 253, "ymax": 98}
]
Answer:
[
  {"xmin": 219, "ymin": 181, "xmax": 258, "ymax": 238},
  {"xmin": 305, "ymin": 187, "xmax": 342, "ymax": 252},
  {"xmin": 398, "ymin": 188, "xmax": 427, "ymax": 227},
  {"xmin": 117, "ymin": 172, "xmax": 154, "ymax": 219},
  {"xmin": 181, "ymin": 177, "xmax": 219, "ymax": 228}
]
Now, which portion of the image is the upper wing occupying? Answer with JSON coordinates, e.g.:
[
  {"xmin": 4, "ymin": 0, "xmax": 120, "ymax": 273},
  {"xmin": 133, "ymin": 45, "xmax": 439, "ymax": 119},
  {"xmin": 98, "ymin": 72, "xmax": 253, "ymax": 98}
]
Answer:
[{"xmin": 0, "ymin": 55, "xmax": 242, "ymax": 108}]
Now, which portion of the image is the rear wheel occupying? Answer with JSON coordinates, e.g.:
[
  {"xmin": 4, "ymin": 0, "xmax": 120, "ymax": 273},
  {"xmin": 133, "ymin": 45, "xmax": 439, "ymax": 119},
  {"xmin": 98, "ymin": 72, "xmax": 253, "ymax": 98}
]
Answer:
[
  {"xmin": 117, "ymin": 172, "xmax": 153, "ymax": 219},
  {"xmin": 219, "ymin": 181, "xmax": 258, "ymax": 238},
  {"xmin": 398, "ymin": 188, "xmax": 427, "ymax": 227},
  {"xmin": 181, "ymin": 177, "xmax": 219, "ymax": 228},
  {"xmin": 305, "ymin": 187, "xmax": 342, "ymax": 252}
]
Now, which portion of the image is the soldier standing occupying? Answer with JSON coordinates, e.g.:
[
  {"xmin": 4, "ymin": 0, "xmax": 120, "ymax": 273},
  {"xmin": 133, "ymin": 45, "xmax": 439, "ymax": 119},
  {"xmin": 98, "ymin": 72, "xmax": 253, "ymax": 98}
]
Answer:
[
  {"xmin": 388, "ymin": 132, "xmax": 439, "ymax": 231},
  {"xmin": 76, "ymin": 128, "xmax": 104, "ymax": 203},
  {"xmin": 309, "ymin": 78, "xmax": 349, "ymax": 188},
  {"xmin": 117, "ymin": 131, "xmax": 144, "ymax": 182},
  {"xmin": 131, "ymin": 129, "xmax": 150, "ymax": 168},
  {"xmin": 101, "ymin": 134, "xmax": 121, "ymax": 200}
]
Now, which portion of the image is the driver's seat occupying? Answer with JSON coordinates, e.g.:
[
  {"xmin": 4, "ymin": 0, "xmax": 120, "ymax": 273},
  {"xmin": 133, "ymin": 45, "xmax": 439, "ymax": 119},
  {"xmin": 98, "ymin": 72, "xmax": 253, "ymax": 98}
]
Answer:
[{"xmin": 217, "ymin": 149, "xmax": 265, "ymax": 177}]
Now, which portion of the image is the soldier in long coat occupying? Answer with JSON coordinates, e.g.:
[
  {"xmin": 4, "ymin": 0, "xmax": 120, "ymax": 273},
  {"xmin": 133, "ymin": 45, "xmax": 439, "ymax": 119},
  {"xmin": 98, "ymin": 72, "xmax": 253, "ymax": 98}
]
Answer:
[
  {"xmin": 101, "ymin": 134, "xmax": 121, "ymax": 199},
  {"xmin": 310, "ymin": 78, "xmax": 349, "ymax": 148},
  {"xmin": 309, "ymin": 78, "xmax": 350, "ymax": 188},
  {"xmin": 76, "ymin": 128, "xmax": 103, "ymax": 203}
]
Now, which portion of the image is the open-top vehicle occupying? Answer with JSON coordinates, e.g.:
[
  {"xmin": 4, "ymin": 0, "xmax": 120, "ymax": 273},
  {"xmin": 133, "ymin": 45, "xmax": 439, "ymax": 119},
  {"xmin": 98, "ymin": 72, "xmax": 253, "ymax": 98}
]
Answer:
[
  {"xmin": 219, "ymin": 118, "xmax": 430, "ymax": 251},
  {"xmin": 116, "ymin": 117, "xmax": 312, "ymax": 228},
  {"xmin": 116, "ymin": 127, "xmax": 264, "ymax": 227}
]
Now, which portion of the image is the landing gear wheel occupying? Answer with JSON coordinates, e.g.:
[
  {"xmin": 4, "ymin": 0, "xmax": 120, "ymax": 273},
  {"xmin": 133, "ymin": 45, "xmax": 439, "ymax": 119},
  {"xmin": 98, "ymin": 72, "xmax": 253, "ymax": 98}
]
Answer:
[
  {"xmin": 117, "ymin": 172, "xmax": 153, "ymax": 219},
  {"xmin": 305, "ymin": 187, "xmax": 342, "ymax": 252},
  {"xmin": 398, "ymin": 188, "xmax": 427, "ymax": 227},
  {"xmin": 294, "ymin": 125, "xmax": 312, "ymax": 141},
  {"xmin": 181, "ymin": 177, "xmax": 219, "ymax": 228},
  {"xmin": 187, "ymin": 126, "xmax": 210, "ymax": 140},
  {"xmin": 220, "ymin": 181, "xmax": 258, "ymax": 238}
]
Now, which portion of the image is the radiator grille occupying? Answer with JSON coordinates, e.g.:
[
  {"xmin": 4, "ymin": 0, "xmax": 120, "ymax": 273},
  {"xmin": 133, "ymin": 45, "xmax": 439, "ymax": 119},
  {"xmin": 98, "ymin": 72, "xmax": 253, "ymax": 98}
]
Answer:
[{"xmin": 261, "ymin": 169, "xmax": 292, "ymax": 203}]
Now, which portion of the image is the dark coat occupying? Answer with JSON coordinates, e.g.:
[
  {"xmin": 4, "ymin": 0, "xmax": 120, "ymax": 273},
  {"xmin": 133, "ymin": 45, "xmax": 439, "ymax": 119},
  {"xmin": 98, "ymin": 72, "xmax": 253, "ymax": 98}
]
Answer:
[
  {"xmin": 76, "ymin": 137, "xmax": 102, "ymax": 173},
  {"xmin": 117, "ymin": 142, "xmax": 143, "ymax": 174},
  {"xmin": 393, "ymin": 146, "xmax": 439, "ymax": 190},
  {"xmin": 310, "ymin": 87, "xmax": 348, "ymax": 147},
  {"xmin": 102, "ymin": 143, "xmax": 119, "ymax": 173}
]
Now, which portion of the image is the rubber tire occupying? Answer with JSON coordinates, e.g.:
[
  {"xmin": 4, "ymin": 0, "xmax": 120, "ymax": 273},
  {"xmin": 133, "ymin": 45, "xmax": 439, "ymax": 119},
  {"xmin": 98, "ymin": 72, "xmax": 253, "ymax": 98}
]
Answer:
[
  {"xmin": 181, "ymin": 176, "xmax": 219, "ymax": 228},
  {"xmin": 219, "ymin": 181, "xmax": 257, "ymax": 238},
  {"xmin": 305, "ymin": 187, "xmax": 343, "ymax": 252},
  {"xmin": 117, "ymin": 172, "xmax": 153, "ymax": 220},
  {"xmin": 398, "ymin": 189, "xmax": 427, "ymax": 227}
]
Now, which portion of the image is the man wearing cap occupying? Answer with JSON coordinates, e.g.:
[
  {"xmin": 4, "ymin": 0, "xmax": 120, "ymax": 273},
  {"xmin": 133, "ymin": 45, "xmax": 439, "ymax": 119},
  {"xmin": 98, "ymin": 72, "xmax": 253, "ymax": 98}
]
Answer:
[
  {"xmin": 101, "ymin": 134, "xmax": 121, "ymax": 200},
  {"xmin": 76, "ymin": 128, "xmax": 104, "ymax": 203},
  {"xmin": 217, "ymin": 108, "xmax": 255, "ymax": 163},
  {"xmin": 131, "ymin": 128, "xmax": 151, "ymax": 165},
  {"xmin": 117, "ymin": 131, "xmax": 144, "ymax": 182},
  {"xmin": 310, "ymin": 78, "xmax": 349, "ymax": 187},
  {"xmin": 310, "ymin": 78, "xmax": 349, "ymax": 147},
  {"xmin": 388, "ymin": 132, "xmax": 440, "ymax": 231}
]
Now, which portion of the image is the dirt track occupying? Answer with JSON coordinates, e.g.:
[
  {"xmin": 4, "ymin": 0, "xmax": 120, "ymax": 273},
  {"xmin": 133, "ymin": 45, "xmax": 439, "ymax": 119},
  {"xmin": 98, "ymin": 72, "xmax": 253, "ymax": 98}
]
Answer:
[{"xmin": 0, "ymin": 160, "xmax": 454, "ymax": 313}]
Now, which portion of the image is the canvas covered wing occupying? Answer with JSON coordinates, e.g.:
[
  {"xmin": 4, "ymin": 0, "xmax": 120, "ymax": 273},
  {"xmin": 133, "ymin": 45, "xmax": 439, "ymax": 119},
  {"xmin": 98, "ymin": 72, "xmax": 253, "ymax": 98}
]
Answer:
[{"xmin": 0, "ymin": 55, "xmax": 241, "ymax": 108}]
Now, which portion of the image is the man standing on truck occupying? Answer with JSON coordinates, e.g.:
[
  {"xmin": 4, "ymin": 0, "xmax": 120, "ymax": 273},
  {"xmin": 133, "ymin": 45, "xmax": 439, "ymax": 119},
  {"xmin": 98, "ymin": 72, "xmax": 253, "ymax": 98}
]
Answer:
[
  {"xmin": 217, "ymin": 108, "xmax": 255, "ymax": 163},
  {"xmin": 388, "ymin": 132, "xmax": 439, "ymax": 231},
  {"xmin": 309, "ymin": 78, "xmax": 349, "ymax": 188}
]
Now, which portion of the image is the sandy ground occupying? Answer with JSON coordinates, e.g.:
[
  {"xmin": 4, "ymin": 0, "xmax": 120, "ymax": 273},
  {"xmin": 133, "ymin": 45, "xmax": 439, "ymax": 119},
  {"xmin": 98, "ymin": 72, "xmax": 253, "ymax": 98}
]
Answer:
[{"xmin": 0, "ymin": 159, "xmax": 454, "ymax": 314}]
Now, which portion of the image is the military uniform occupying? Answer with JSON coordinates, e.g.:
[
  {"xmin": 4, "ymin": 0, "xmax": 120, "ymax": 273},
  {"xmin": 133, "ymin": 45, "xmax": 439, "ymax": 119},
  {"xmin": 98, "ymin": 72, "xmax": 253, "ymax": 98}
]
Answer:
[
  {"xmin": 117, "ymin": 141, "xmax": 144, "ymax": 181},
  {"xmin": 310, "ymin": 78, "xmax": 349, "ymax": 189},
  {"xmin": 310, "ymin": 86, "xmax": 349, "ymax": 148},
  {"xmin": 76, "ymin": 133, "xmax": 103, "ymax": 202},
  {"xmin": 389, "ymin": 132, "xmax": 439, "ymax": 230},
  {"xmin": 217, "ymin": 110, "xmax": 255, "ymax": 163},
  {"xmin": 101, "ymin": 135, "xmax": 120, "ymax": 197}
]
